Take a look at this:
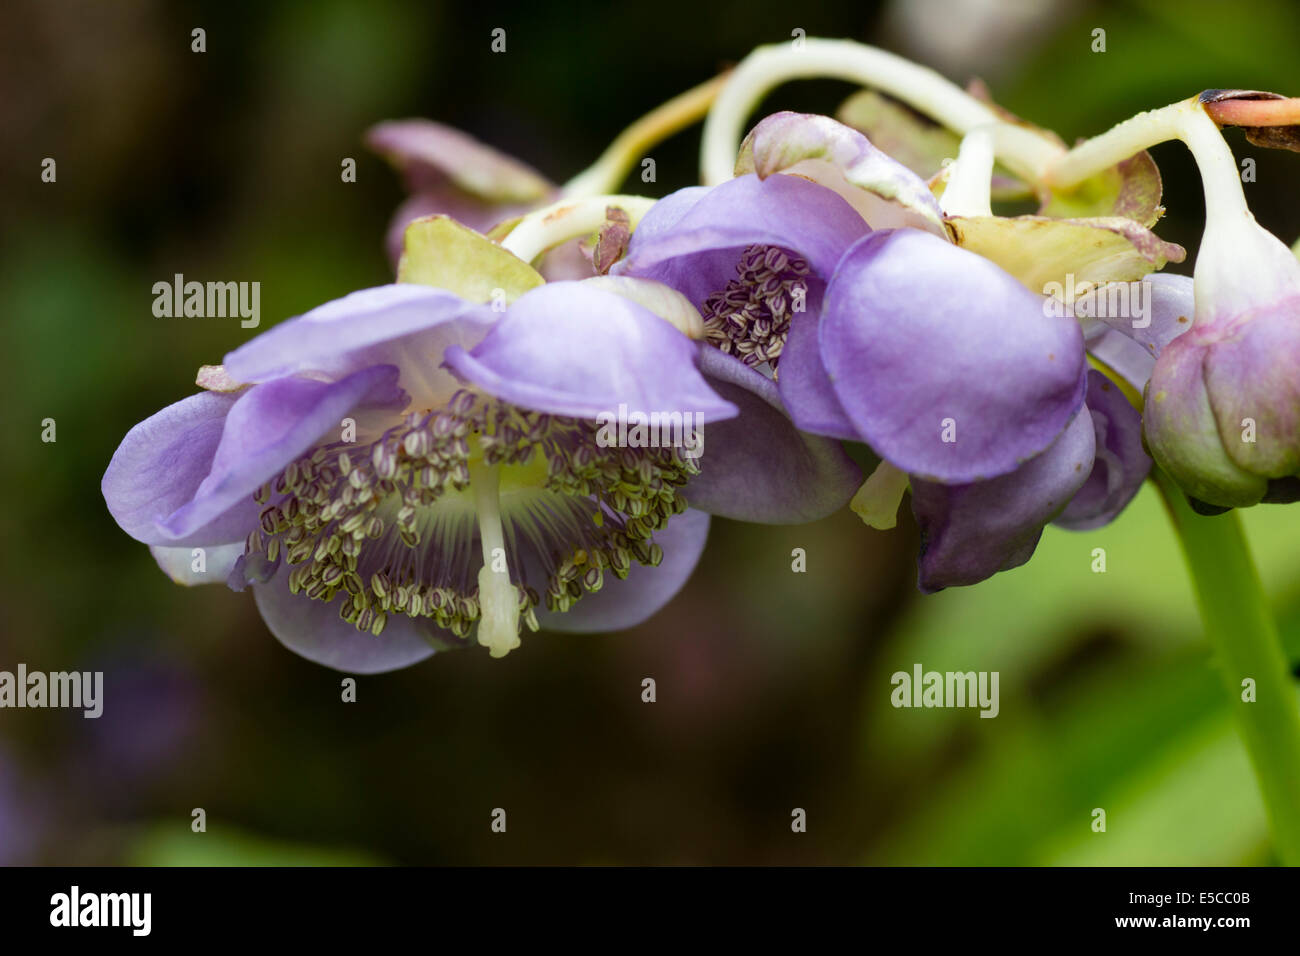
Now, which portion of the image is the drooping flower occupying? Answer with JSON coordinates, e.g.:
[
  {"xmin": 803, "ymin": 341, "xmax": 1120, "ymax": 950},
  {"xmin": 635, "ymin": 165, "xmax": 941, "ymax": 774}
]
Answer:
[
  {"xmin": 824, "ymin": 233, "xmax": 1159, "ymax": 589},
  {"xmin": 906, "ymin": 368, "xmax": 1149, "ymax": 589},
  {"xmin": 900, "ymin": 271, "xmax": 1207, "ymax": 587},
  {"xmin": 617, "ymin": 111, "xmax": 1174, "ymax": 588},
  {"xmin": 104, "ymin": 227, "xmax": 860, "ymax": 672}
]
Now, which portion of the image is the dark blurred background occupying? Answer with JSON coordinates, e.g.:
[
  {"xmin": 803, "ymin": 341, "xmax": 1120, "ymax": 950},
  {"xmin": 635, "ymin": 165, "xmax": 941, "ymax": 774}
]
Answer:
[{"xmin": 2, "ymin": 0, "xmax": 1300, "ymax": 864}]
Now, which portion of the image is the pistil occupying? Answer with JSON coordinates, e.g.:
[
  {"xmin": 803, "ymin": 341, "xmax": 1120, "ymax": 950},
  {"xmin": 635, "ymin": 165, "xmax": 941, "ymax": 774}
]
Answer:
[{"xmin": 470, "ymin": 458, "xmax": 521, "ymax": 658}]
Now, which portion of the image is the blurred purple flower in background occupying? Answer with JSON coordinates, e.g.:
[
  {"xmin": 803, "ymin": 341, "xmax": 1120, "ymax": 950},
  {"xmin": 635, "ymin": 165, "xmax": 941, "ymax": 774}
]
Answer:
[
  {"xmin": 73, "ymin": 654, "xmax": 205, "ymax": 799},
  {"xmin": 365, "ymin": 120, "xmax": 554, "ymax": 267},
  {"xmin": 366, "ymin": 119, "xmax": 592, "ymax": 280},
  {"xmin": 0, "ymin": 746, "xmax": 42, "ymax": 865}
]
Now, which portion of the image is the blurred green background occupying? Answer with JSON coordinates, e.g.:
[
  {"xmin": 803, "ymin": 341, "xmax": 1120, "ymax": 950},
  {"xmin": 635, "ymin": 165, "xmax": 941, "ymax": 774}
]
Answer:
[{"xmin": 2, "ymin": 0, "xmax": 1299, "ymax": 865}]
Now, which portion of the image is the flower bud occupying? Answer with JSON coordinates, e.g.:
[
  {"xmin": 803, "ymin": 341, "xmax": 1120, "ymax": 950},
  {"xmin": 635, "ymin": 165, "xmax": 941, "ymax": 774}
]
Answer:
[{"xmin": 1144, "ymin": 215, "xmax": 1300, "ymax": 506}]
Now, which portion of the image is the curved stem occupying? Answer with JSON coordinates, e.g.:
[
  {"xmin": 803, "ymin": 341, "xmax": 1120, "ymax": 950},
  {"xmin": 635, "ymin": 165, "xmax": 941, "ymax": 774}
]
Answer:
[
  {"xmin": 1154, "ymin": 468, "xmax": 1300, "ymax": 865},
  {"xmin": 699, "ymin": 39, "xmax": 1064, "ymax": 186},
  {"xmin": 563, "ymin": 73, "xmax": 730, "ymax": 198},
  {"xmin": 1046, "ymin": 98, "xmax": 1250, "ymax": 227},
  {"xmin": 499, "ymin": 194, "xmax": 657, "ymax": 264},
  {"xmin": 1047, "ymin": 97, "xmax": 1283, "ymax": 316}
]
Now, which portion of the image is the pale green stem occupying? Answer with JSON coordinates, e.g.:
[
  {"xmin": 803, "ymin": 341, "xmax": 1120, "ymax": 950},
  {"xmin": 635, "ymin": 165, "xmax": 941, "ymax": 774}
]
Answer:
[
  {"xmin": 499, "ymin": 194, "xmax": 657, "ymax": 264},
  {"xmin": 1045, "ymin": 98, "xmax": 1249, "ymax": 227},
  {"xmin": 1154, "ymin": 468, "xmax": 1300, "ymax": 865},
  {"xmin": 563, "ymin": 73, "xmax": 730, "ymax": 199},
  {"xmin": 1045, "ymin": 98, "xmax": 1281, "ymax": 314},
  {"xmin": 699, "ymin": 39, "xmax": 1064, "ymax": 186}
]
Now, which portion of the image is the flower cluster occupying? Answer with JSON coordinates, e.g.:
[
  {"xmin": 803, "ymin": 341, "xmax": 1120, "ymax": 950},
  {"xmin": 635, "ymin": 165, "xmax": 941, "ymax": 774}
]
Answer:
[{"xmin": 105, "ymin": 41, "xmax": 1300, "ymax": 671}]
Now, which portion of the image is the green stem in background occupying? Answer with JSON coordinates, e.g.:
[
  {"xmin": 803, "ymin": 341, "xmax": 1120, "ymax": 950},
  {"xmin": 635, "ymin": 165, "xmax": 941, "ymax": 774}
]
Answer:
[
  {"xmin": 562, "ymin": 73, "xmax": 730, "ymax": 199},
  {"xmin": 1154, "ymin": 467, "xmax": 1300, "ymax": 865}
]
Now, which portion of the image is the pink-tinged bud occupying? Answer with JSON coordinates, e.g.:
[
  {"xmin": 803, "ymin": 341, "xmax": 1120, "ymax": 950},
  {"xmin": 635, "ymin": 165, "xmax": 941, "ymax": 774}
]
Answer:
[{"xmin": 1144, "ymin": 212, "xmax": 1300, "ymax": 507}]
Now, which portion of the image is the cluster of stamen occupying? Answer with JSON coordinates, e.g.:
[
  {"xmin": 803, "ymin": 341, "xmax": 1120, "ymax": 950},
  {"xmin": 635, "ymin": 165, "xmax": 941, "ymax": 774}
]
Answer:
[
  {"xmin": 242, "ymin": 389, "xmax": 699, "ymax": 642},
  {"xmin": 699, "ymin": 244, "xmax": 811, "ymax": 372}
]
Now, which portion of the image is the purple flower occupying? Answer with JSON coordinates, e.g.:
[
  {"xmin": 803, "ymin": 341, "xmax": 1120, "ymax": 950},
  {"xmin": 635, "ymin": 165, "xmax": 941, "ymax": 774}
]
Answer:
[
  {"xmin": 910, "ymin": 369, "xmax": 1149, "ymax": 589},
  {"xmin": 615, "ymin": 172, "xmax": 873, "ymax": 436},
  {"xmin": 104, "ymin": 277, "xmax": 859, "ymax": 672},
  {"xmin": 890, "ymin": 271, "xmax": 1197, "ymax": 588},
  {"xmin": 618, "ymin": 123, "xmax": 1088, "ymax": 481},
  {"xmin": 1081, "ymin": 273, "xmax": 1196, "ymax": 395},
  {"xmin": 828, "ymin": 235, "xmax": 1156, "ymax": 590},
  {"xmin": 819, "ymin": 229, "xmax": 1086, "ymax": 482},
  {"xmin": 616, "ymin": 112, "xmax": 1169, "ymax": 588}
]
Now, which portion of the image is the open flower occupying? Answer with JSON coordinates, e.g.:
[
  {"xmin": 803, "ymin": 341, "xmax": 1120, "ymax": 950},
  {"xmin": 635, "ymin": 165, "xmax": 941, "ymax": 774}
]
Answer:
[
  {"xmin": 618, "ymin": 111, "xmax": 1176, "ymax": 587},
  {"xmin": 616, "ymin": 169, "xmax": 872, "ymax": 438},
  {"xmin": 104, "ymin": 236, "xmax": 859, "ymax": 671}
]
